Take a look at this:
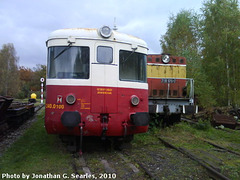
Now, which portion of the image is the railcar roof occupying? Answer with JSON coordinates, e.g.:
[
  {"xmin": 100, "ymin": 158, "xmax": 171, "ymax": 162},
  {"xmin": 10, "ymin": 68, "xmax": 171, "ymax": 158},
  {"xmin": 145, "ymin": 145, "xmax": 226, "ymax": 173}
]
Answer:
[{"xmin": 48, "ymin": 28, "xmax": 147, "ymax": 48}]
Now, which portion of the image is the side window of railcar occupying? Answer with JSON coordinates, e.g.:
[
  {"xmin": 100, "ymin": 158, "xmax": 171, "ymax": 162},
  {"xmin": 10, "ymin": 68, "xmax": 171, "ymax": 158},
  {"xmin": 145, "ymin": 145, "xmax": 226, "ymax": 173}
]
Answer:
[
  {"xmin": 47, "ymin": 46, "xmax": 89, "ymax": 79},
  {"xmin": 97, "ymin": 46, "xmax": 113, "ymax": 64},
  {"xmin": 119, "ymin": 50, "xmax": 147, "ymax": 83}
]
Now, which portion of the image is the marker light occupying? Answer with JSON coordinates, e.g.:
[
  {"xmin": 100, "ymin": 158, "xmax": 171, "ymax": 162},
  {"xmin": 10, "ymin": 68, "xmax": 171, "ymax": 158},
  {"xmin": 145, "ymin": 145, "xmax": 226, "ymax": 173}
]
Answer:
[
  {"xmin": 99, "ymin": 26, "xmax": 112, "ymax": 38},
  {"xmin": 131, "ymin": 95, "xmax": 140, "ymax": 106},
  {"xmin": 66, "ymin": 94, "xmax": 76, "ymax": 105},
  {"xmin": 162, "ymin": 55, "xmax": 170, "ymax": 64}
]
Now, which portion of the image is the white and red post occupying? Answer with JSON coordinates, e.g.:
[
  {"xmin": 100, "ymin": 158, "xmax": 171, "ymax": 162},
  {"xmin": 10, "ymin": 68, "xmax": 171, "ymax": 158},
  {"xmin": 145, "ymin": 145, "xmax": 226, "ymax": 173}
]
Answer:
[{"xmin": 40, "ymin": 78, "xmax": 45, "ymax": 104}]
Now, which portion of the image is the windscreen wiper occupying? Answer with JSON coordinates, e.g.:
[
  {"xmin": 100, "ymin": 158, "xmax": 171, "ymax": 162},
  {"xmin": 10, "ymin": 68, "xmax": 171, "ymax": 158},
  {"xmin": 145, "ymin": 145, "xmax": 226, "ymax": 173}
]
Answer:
[
  {"xmin": 121, "ymin": 51, "xmax": 135, "ymax": 64},
  {"xmin": 53, "ymin": 42, "xmax": 72, "ymax": 60}
]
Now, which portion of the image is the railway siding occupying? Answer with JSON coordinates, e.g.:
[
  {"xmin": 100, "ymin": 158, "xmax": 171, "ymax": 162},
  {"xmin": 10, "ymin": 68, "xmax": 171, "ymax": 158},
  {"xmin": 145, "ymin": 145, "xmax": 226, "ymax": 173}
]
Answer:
[
  {"xmin": 81, "ymin": 150, "xmax": 148, "ymax": 179},
  {"xmin": 1, "ymin": 110, "xmax": 240, "ymax": 179},
  {"xmin": 158, "ymin": 121, "xmax": 240, "ymax": 179},
  {"xmin": 124, "ymin": 140, "xmax": 210, "ymax": 179}
]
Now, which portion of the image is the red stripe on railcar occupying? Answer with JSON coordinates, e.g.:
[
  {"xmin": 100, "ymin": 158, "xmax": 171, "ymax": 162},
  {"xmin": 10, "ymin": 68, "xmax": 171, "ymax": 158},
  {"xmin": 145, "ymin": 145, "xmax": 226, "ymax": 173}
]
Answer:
[{"xmin": 45, "ymin": 85, "xmax": 148, "ymax": 136}]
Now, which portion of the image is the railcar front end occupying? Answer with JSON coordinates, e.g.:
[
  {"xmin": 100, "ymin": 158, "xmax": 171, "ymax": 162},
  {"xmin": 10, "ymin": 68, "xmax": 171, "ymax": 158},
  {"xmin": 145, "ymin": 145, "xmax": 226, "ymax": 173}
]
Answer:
[{"xmin": 45, "ymin": 27, "xmax": 149, "ymax": 143}]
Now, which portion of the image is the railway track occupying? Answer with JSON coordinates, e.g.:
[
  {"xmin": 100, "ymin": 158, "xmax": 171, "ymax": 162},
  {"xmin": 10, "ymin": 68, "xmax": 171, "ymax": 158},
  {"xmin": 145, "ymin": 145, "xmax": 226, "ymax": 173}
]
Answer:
[
  {"xmin": 69, "ymin": 135, "xmax": 210, "ymax": 180},
  {"xmin": 178, "ymin": 117, "xmax": 240, "ymax": 179},
  {"xmin": 158, "ymin": 137, "xmax": 231, "ymax": 180},
  {"xmin": 0, "ymin": 126, "xmax": 18, "ymax": 142},
  {"xmin": 0, "ymin": 104, "xmax": 45, "ymax": 157},
  {"xmin": 0, "ymin": 104, "xmax": 44, "ymax": 143},
  {"xmin": 71, "ymin": 132, "xmax": 240, "ymax": 179},
  {"xmin": 72, "ymin": 152, "xmax": 149, "ymax": 179},
  {"xmin": 71, "ymin": 138, "xmax": 149, "ymax": 180},
  {"xmin": 124, "ymin": 141, "xmax": 210, "ymax": 179}
]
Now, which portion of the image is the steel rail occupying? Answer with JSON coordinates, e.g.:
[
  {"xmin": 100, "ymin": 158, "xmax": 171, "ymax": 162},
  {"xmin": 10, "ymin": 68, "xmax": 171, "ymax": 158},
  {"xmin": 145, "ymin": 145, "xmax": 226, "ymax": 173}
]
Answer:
[{"xmin": 158, "ymin": 137, "xmax": 231, "ymax": 180}]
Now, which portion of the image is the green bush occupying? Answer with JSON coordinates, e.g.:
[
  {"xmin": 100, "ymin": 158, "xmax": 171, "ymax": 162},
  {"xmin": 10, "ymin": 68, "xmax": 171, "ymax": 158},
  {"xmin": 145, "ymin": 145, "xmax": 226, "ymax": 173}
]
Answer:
[{"xmin": 193, "ymin": 119, "xmax": 211, "ymax": 131}]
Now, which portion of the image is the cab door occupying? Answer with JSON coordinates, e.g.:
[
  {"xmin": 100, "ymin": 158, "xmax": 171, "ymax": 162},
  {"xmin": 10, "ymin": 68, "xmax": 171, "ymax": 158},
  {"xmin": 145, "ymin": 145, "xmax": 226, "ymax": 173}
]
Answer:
[{"xmin": 91, "ymin": 43, "xmax": 118, "ymax": 113}]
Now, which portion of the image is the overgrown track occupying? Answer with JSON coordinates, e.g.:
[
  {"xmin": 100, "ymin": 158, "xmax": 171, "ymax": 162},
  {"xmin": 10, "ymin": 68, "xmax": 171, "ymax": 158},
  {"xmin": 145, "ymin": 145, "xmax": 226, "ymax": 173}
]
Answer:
[
  {"xmin": 202, "ymin": 139, "xmax": 240, "ymax": 157},
  {"xmin": 71, "ymin": 147, "xmax": 149, "ymax": 179},
  {"xmin": 181, "ymin": 117, "xmax": 198, "ymax": 125},
  {"xmin": 63, "ymin": 116, "xmax": 240, "ymax": 179},
  {"xmin": 0, "ymin": 104, "xmax": 44, "ymax": 143},
  {"xmin": 69, "ymin": 135, "xmax": 210, "ymax": 180},
  {"xmin": 158, "ymin": 137, "xmax": 231, "ymax": 180},
  {"xmin": 124, "ymin": 142, "xmax": 210, "ymax": 179}
]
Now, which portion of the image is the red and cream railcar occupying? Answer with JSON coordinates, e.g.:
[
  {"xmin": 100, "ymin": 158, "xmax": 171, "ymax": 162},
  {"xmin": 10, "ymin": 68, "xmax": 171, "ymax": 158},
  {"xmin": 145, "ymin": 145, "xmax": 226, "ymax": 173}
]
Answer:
[{"xmin": 45, "ymin": 26, "xmax": 149, "ymax": 144}]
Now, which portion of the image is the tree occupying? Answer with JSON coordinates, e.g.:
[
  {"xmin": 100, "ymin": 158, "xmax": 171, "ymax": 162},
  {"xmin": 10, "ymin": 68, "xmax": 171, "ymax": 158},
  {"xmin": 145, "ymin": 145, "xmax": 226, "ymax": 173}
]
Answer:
[
  {"xmin": 160, "ymin": 10, "xmax": 202, "ymax": 79},
  {"xmin": 160, "ymin": 10, "xmax": 200, "ymax": 61},
  {"xmin": 160, "ymin": 10, "xmax": 216, "ymax": 108},
  {"xmin": 201, "ymin": 0, "xmax": 240, "ymax": 106},
  {"xmin": 18, "ymin": 66, "xmax": 33, "ymax": 98},
  {"xmin": 0, "ymin": 43, "xmax": 46, "ymax": 99},
  {"xmin": 18, "ymin": 64, "xmax": 46, "ymax": 99},
  {"xmin": 19, "ymin": 66, "xmax": 33, "ymax": 81},
  {"xmin": 31, "ymin": 64, "xmax": 46, "ymax": 92},
  {"xmin": 0, "ymin": 43, "xmax": 20, "ymax": 96}
]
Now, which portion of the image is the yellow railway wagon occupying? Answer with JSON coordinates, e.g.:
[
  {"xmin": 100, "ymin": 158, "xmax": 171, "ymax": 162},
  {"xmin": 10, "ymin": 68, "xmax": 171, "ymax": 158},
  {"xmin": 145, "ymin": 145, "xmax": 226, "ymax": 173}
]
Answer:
[
  {"xmin": 147, "ymin": 54, "xmax": 187, "ymax": 98},
  {"xmin": 147, "ymin": 54, "xmax": 186, "ymax": 78}
]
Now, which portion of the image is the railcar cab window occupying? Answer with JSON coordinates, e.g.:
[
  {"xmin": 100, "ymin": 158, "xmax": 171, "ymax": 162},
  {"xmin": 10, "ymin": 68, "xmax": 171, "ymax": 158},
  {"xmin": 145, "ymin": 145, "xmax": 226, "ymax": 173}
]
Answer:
[
  {"xmin": 119, "ymin": 50, "xmax": 147, "ymax": 83},
  {"xmin": 47, "ymin": 46, "xmax": 89, "ymax": 79},
  {"xmin": 97, "ymin": 46, "xmax": 113, "ymax": 64}
]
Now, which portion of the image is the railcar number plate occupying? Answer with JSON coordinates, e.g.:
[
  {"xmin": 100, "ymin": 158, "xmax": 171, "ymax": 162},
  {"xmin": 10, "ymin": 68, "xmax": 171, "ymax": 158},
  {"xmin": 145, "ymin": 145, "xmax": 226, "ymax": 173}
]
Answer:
[
  {"xmin": 45, "ymin": 104, "xmax": 64, "ymax": 109},
  {"xmin": 161, "ymin": 79, "xmax": 176, "ymax": 83}
]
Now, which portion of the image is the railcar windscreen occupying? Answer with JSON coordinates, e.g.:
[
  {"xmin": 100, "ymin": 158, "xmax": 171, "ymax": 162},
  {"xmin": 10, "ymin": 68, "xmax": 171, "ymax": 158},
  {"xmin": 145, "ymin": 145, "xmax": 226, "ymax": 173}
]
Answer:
[
  {"xmin": 47, "ymin": 46, "xmax": 89, "ymax": 79},
  {"xmin": 119, "ymin": 50, "xmax": 147, "ymax": 83}
]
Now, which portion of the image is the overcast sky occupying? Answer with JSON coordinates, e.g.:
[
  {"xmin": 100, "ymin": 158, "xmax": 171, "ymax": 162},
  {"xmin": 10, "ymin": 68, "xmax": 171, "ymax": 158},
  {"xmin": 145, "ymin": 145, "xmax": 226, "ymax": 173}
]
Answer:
[{"xmin": 0, "ymin": 0, "xmax": 203, "ymax": 68}]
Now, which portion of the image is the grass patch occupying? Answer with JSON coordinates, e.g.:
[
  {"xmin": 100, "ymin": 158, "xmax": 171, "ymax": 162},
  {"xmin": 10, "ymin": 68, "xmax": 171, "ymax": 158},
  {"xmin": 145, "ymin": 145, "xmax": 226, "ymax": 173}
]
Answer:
[
  {"xmin": 132, "ymin": 129, "xmax": 159, "ymax": 146},
  {"xmin": 157, "ymin": 122, "xmax": 240, "ymax": 147},
  {"xmin": 0, "ymin": 109, "xmax": 73, "ymax": 175}
]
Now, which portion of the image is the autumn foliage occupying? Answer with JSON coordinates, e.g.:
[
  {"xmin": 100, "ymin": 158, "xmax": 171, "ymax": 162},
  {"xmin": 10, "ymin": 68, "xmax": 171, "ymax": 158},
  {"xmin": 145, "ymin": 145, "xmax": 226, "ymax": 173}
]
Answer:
[{"xmin": 0, "ymin": 43, "xmax": 46, "ymax": 99}]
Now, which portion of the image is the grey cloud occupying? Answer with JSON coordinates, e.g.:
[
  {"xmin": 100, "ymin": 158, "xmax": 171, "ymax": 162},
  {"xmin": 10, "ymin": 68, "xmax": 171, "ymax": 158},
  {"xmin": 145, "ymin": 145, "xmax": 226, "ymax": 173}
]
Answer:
[{"xmin": 0, "ymin": 0, "xmax": 202, "ymax": 68}]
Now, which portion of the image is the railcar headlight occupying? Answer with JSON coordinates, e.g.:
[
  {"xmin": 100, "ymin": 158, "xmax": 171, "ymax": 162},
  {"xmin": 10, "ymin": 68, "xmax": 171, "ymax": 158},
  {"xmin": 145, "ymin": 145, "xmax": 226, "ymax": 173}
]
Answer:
[
  {"xmin": 99, "ymin": 26, "xmax": 112, "ymax": 38},
  {"xmin": 162, "ymin": 54, "xmax": 170, "ymax": 64},
  {"xmin": 66, "ymin": 94, "xmax": 76, "ymax": 105},
  {"xmin": 131, "ymin": 95, "xmax": 140, "ymax": 106}
]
